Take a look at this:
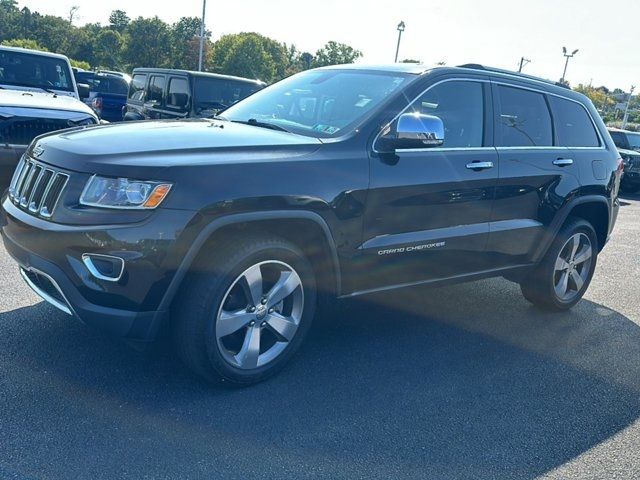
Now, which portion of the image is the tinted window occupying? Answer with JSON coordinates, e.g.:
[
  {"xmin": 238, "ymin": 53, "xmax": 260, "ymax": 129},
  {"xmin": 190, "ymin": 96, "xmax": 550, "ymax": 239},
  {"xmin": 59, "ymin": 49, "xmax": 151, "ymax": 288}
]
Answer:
[
  {"xmin": 624, "ymin": 132, "xmax": 640, "ymax": 150},
  {"xmin": 411, "ymin": 81, "xmax": 484, "ymax": 148},
  {"xmin": 497, "ymin": 86, "xmax": 553, "ymax": 147},
  {"xmin": 194, "ymin": 77, "xmax": 262, "ymax": 112},
  {"xmin": 147, "ymin": 75, "xmax": 165, "ymax": 104},
  {"xmin": 0, "ymin": 49, "xmax": 73, "ymax": 92},
  {"xmin": 85, "ymin": 75, "xmax": 129, "ymax": 96},
  {"xmin": 167, "ymin": 77, "xmax": 190, "ymax": 109},
  {"xmin": 609, "ymin": 131, "xmax": 627, "ymax": 149},
  {"xmin": 549, "ymin": 96, "xmax": 599, "ymax": 147},
  {"xmin": 129, "ymin": 74, "xmax": 147, "ymax": 102}
]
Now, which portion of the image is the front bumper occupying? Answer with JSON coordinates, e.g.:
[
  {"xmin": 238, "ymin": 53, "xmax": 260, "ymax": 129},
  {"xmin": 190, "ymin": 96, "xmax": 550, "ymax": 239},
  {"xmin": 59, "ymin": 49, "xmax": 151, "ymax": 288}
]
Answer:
[{"xmin": 1, "ymin": 197, "xmax": 197, "ymax": 341}]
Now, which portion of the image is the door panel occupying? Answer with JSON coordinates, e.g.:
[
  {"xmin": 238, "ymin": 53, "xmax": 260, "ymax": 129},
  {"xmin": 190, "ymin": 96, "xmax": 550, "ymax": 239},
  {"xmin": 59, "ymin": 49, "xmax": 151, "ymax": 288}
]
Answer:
[
  {"xmin": 489, "ymin": 146, "xmax": 579, "ymax": 264},
  {"xmin": 358, "ymin": 78, "xmax": 498, "ymax": 292},
  {"xmin": 361, "ymin": 148, "xmax": 499, "ymax": 291}
]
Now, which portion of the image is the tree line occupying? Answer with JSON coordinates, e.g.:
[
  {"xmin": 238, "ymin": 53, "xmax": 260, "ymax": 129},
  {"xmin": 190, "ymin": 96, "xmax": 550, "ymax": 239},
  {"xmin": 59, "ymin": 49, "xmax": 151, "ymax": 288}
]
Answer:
[{"xmin": 0, "ymin": 0, "xmax": 362, "ymax": 82}]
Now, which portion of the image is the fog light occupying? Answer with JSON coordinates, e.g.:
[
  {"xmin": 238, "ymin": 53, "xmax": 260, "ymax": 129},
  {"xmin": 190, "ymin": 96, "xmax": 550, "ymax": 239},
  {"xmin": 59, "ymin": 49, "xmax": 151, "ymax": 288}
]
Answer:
[{"xmin": 82, "ymin": 254, "xmax": 125, "ymax": 282}]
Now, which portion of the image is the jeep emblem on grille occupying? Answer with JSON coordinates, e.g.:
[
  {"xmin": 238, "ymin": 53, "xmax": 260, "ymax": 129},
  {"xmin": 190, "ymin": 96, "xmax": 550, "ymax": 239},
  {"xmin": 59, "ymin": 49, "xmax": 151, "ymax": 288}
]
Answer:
[{"xmin": 32, "ymin": 145, "xmax": 44, "ymax": 158}]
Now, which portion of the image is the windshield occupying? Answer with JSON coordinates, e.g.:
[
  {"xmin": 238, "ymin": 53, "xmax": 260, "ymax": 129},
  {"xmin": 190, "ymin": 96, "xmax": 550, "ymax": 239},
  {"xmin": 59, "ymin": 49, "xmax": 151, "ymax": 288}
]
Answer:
[
  {"xmin": 194, "ymin": 77, "xmax": 263, "ymax": 113},
  {"xmin": 221, "ymin": 70, "xmax": 411, "ymax": 138},
  {"xmin": 0, "ymin": 50, "xmax": 74, "ymax": 92}
]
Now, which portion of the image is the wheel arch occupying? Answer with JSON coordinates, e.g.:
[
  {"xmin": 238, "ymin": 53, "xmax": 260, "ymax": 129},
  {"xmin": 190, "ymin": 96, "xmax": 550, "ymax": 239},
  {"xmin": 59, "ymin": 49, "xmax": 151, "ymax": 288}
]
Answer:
[
  {"xmin": 157, "ymin": 211, "xmax": 342, "ymax": 314},
  {"xmin": 532, "ymin": 195, "xmax": 610, "ymax": 263}
]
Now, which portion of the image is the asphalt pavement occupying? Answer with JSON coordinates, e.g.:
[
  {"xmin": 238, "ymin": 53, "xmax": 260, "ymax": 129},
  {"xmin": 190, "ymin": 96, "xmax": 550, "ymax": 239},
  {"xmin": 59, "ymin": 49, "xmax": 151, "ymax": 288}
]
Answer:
[{"xmin": 0, "ymin": 194, "xmax": 639, "ymax": 479}]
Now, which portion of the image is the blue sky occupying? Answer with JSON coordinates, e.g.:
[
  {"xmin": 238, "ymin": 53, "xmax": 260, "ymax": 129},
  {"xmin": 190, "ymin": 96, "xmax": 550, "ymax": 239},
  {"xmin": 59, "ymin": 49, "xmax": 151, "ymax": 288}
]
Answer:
[{"xmin": 17, "ymin": 0, "xmax": 640, "ymax": 90}]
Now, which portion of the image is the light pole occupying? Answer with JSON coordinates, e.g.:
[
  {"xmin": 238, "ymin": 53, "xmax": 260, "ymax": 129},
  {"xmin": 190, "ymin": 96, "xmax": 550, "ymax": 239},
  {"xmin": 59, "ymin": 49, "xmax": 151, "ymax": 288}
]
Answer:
[
  {"xmin": 622, "ymin": 85, "xmax": 636, "ymax": 129},
  {"xmin": 518, "ymin": 57, "xmax": 531, "ymax": 73},
  {"xmin": 198, "ymin": 0, "xmax": 207, "ymax": 71},
  {"xmin": 560, "ymin": 46, "xmax": 579, "ymax": 84},
  {"xmin": 394, "ymin": 21, "xmax": 405, "ymax": 63}
]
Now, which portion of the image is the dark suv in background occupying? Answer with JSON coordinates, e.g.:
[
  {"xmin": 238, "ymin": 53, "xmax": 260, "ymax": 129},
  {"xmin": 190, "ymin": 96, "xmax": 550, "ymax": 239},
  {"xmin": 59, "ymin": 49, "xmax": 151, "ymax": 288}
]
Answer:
[
  {"xmin": 1, "ymin": 63, "xmax": 622, "ymax": 385},
  {"xmin": 123, "ymin": 68, "xmax": 265, "ymax": 121},
  {"xmin": 608, "ymin": 128, "xmax": 640, "ymax": 193},
  {"xmin": 74, "ymin": 70, "xmax": 130, "ymax": 122}
]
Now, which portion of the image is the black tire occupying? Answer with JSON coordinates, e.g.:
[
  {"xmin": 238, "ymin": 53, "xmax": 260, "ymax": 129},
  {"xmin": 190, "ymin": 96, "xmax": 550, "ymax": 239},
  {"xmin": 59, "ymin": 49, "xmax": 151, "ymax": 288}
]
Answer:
[
  {"xmin": 173, "ymin": 234, "xmax": 317, "ymax": 385},
  {"xmin": 520, "ymin": 218, "xmax": 598, "ymax": 311}
]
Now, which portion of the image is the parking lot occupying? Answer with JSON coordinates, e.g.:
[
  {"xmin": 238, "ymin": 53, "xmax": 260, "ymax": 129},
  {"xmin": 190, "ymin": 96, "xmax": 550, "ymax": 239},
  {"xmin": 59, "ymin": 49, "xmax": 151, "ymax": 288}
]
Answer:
[{"xmin": 0, "ymin": 193, "xmax": 637, "ymax": 479}]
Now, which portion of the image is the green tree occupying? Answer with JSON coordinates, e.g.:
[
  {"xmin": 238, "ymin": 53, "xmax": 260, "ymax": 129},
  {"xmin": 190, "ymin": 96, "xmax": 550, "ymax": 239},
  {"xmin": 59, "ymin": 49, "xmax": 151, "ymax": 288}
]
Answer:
[
  {"xmin": 170, "ymin": 16, "xmax": 207, "ymax": 70},
  {"xmin": 210, "ymin": 32, "xmax": 287, "ymax": 82},
  {"xmin": 122, "ymin": 16, "xmax": 171, "ymax": 69},
  {"xmin": 109, "ymin": 9, "xmax": 130, "ymax": 33},
  {"xmin": 312, "ymin": 41, "xmax": 362, "ymax": 67},
  {"xmin": 1, "ymin": 38, "xmax": 46, "ymax": 50},
  {"xmin": 93, "ymin": 29, "xmax": 123, "ymax": 69}
]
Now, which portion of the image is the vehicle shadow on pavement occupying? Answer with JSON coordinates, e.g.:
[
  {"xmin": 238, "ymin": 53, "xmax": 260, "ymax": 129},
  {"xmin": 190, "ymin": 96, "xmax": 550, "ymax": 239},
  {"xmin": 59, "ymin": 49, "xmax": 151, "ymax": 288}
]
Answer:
[{"xmin": 1, "ymin": 278, "xmax": 640, "ymax": 479}]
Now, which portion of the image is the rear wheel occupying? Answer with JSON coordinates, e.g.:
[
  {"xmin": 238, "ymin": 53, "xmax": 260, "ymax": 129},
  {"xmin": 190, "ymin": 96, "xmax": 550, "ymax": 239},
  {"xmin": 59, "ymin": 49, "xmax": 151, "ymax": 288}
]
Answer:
[
  {"xmin": 520, "ymin": 218, "xmax": 598, "ymax": 310},
  {"xmin": 173, "ymin": 235, "xmax": 316, "ymax": 385}
]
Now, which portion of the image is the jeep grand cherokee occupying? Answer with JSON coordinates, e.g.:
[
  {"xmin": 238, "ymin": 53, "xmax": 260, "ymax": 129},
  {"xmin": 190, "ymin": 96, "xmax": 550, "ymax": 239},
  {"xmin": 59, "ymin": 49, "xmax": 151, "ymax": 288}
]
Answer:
[{"xmin": 0, "ymin": 63, "xmax": 623, "ymax": 384}]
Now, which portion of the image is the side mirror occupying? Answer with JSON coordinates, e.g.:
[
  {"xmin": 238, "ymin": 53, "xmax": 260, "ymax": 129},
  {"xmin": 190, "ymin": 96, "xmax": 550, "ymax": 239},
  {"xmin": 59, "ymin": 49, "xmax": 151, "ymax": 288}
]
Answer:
[
  {"xmin": 77, "ymin": 83, "xmax": 90, "ymax": 100},
  {"xmin": 378, "ymin": 113, "xmax": 445, "ymax": 152}
]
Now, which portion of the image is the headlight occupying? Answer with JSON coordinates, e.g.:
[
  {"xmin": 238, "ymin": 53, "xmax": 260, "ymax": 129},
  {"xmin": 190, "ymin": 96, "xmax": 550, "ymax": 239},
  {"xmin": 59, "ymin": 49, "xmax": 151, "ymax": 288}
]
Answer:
[{"xmin": 80, "ymin": 176, "xmax": 172, "ymax": 209}]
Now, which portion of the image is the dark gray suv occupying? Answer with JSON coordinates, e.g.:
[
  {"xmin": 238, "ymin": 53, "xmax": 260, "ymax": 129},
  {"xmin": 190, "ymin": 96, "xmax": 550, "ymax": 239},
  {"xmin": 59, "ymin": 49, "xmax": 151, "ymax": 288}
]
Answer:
[{"xmin": 123, "ymin": 68, "xmax": 265, "ymax": 121}]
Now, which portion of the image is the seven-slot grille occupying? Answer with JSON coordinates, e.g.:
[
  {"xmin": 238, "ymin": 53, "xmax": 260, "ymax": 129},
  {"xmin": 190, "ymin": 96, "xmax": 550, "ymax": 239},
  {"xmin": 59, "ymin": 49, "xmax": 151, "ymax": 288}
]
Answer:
[{"xmin": 8, "ymin": 156, "xmax": 69, "ymax": 218}]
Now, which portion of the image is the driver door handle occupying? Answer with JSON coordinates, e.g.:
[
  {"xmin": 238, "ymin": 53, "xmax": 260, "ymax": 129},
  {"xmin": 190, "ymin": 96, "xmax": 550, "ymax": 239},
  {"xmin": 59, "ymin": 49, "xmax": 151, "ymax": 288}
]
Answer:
[
  {"xmin": 553, "ymin": 158, "xmax": 574, "ymax": 167},
  {"xmin": 466, "ymin": 161, "xmax": 494, "ymax": 171}
]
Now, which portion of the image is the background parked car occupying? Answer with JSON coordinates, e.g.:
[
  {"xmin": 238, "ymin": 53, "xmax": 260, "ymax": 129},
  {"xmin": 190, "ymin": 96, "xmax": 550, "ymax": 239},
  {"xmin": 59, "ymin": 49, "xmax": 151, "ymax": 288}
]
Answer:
[
  {"xmin": 73, "ymin": 70, "xmax": 129, "ymax": 122},
  {"xmin": 0, "ymin": 46, "xmax": 97, "ymax": 186},
  {"xmin": 609, "ymin": 128, "xmax": 640, "ymax": 193},
  {"xmin": 123, "ymin": 68, "xmax": 265, "ymax": 121}
]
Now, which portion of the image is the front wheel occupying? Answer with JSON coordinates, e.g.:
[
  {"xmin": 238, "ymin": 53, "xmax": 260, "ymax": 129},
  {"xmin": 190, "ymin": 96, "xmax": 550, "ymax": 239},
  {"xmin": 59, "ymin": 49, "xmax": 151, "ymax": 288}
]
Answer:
[
  {"xmin": 520, "ymin": 218, "xmax": 598, "ymax": 310},
  {"xmin": 174, "ymin": 235, "xmax": 317, "ymax": 385}
]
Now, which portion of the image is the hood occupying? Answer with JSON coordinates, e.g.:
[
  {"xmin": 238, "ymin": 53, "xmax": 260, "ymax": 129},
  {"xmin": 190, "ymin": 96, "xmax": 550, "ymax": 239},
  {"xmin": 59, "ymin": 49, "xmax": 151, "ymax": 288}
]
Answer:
[
  {"xmin": 617, "ymin": 147, "xmax": 640, "ymax": 157},
  {"xmin": 0, "ymin": 89, "xmax": 95, "ymax": 117},
  {"xmin": 30, "ymin": 118, "xmax": 323, "ymax": 176}
]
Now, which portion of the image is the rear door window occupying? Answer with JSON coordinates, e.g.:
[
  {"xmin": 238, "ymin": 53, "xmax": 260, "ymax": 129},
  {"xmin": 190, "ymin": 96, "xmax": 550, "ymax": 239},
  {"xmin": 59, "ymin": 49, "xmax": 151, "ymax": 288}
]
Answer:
[
  {"xmin": 549, "ymin": 96, "xmax": 600, "ymax": 147},
  {"xmin": 129, "ymin": 74, "xmax": 147, "ymax": 102},
  {"xmin": 147, "ymin": 75, "xmax": 165, "ymax": 105},
  {"xmin": 496, "ymin": 85, "xmax": 553, "ymax": 147},
  {"xmin": 167, "ymin": 77, "xmax": 190, "ymax": 110}
]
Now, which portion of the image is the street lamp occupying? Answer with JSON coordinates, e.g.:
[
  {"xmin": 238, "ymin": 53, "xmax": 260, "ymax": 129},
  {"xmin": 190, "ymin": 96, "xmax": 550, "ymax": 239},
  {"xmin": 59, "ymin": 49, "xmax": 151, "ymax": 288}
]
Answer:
[
  {"xmin": 560, "ymin": 46, "xmax": 579, "ymax": 84},
  {"xmin": 198, "ymin": 0, "xmax": 207, "ymax": 71},
  {"xmin": 394, "ymin": 21, "xmax": 406, "ymax": 63}
]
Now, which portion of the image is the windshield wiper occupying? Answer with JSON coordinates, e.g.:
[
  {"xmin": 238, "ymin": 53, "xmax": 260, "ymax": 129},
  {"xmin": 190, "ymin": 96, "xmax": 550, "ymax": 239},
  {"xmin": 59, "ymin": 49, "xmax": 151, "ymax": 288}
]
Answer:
[{"xmin": 231, "ymin": 119, "xmax": 290, "ymax": 133}]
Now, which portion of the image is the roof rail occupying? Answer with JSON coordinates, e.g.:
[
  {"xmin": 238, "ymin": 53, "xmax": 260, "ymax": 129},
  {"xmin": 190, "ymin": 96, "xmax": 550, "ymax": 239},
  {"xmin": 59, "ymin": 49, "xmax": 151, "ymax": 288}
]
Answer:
[{"xmin": 457, "ymin": 63, "xmax": 571, "ymax": 89}]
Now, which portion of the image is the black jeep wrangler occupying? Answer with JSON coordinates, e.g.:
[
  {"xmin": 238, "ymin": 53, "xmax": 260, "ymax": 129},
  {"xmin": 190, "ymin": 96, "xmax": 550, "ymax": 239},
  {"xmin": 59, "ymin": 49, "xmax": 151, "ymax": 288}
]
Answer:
[{"xmin": 1, "ymin": 64, "xmax": 623, "ymax": 384}]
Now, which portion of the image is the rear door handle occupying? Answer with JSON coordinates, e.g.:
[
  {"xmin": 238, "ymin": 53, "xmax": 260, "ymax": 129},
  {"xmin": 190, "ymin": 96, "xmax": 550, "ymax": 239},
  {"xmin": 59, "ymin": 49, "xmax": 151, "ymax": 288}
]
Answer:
[
  {"xmin": 553, "ymin": 158, "xmax": 574, "ymax": 167},
  {"xmin": 466, "ymin": 161, "xmax": 494, "ymax": 171}
]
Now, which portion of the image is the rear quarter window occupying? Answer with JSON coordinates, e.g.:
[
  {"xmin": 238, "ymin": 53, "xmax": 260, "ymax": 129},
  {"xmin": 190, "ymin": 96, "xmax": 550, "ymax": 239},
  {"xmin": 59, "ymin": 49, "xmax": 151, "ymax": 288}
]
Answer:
[
  {"xmin": 129, "ymin": 74, "xmax": 147, "ymax": 102},
  {"xmin": 549, "ymin": 96, "xmax": 600, "ymax": 147}
]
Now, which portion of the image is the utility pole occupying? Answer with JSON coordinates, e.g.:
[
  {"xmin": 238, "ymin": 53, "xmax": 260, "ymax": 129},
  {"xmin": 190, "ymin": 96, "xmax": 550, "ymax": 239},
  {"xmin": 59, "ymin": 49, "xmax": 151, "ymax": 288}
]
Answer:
[
  {"xmin": 394, "ymin": 21, "xmax": 405, "ymax": 63},
  {"xmin": 198, "ymin": 0, "xmax": 207, "ymax": 72},
  {"xmin": 622, "ymin": 85, "xmax": 635, "ymax": 129},
  {"xmin": 560, "ymin": 46, "xmax": 579, "ymax": 84},
  {"xmin": 518, "ymin": 57, "xmax": 530, "ymax": 72}
]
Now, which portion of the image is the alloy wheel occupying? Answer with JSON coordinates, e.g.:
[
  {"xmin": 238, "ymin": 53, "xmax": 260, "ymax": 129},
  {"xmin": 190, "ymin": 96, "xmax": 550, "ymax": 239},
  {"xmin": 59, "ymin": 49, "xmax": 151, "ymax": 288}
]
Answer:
[
  {"xmin": 553, "ymin": 232, "xmax": 593, "ymax": 302},
  {"xmin": 215, "ymin": 261, "xmax": 304, "ymax": 370}
]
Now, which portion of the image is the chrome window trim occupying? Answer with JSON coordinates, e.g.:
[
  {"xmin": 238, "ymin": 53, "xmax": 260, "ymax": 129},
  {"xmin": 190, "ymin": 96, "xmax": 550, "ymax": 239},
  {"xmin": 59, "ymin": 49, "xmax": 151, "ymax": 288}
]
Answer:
[{"xmin": 20, "ymin": 267, "xmax": 73, "ymax": 316}]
